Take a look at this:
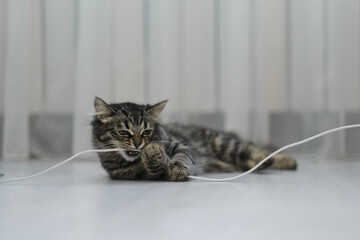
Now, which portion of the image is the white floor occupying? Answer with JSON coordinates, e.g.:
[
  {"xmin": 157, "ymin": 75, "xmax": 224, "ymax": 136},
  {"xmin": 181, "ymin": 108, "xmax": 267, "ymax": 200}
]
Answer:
[{"xmin": 1, "ymin": 156, "xmax": 360, "ymax": 240}]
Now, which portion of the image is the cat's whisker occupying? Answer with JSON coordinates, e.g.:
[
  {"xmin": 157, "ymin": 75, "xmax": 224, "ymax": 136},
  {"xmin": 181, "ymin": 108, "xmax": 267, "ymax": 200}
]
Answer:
[
  {"xmin": 96, "ymin": 143, "xmax": 112, "ymax": 148},
  {"xmin": 152, "ymin": 140, "xmax": 171, "ymax": 144},
  {"xmin": 96, "ymin": 143, "xmax": 114, "ymax": 149}
]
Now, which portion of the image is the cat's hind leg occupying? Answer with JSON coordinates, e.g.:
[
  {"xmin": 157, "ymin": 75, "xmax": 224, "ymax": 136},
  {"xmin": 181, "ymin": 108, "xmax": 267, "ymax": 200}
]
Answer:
[
  {"xmin": 208, "ymin": 133, "xmax": 274, "ymax": 171},
  {"xmin": 270, "ymin": 153, "xmax": 297, "ymax": 170},
  {"xmin": 240, "ymin": 147, "xmax": 275, "ymax": 170}
]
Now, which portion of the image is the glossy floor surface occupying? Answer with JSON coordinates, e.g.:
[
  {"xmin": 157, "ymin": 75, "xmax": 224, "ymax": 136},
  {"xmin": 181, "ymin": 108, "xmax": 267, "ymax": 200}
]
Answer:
[{"xmin": 1, "ymin": 156, "xmax": 360, "ymax": 240}]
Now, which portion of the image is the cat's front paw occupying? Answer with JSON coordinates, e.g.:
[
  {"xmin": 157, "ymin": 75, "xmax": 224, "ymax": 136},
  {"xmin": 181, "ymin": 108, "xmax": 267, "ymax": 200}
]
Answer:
[
  {"xmin": 168, "ymin": 160, "xmax": 190, "ymax": 182},
  {"xmin": 141, "ymin": 142, "xmax": 167, "ymax": 179}
]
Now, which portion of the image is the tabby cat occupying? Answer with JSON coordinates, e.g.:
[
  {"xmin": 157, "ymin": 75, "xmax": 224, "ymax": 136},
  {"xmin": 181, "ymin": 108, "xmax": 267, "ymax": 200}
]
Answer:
[{"xmin": 91, "ymin": 97, "xmax": 297, "ymax": 181}]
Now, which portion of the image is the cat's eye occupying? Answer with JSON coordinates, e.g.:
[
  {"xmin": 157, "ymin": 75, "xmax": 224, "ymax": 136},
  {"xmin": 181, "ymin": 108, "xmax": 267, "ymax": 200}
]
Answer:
[
  {"xmin": 118, "ymin": 130, "xmax": 130, "ymax": 136},
  {"xmin": 142, "ymin": 130, "xmax": 152, "ymax": 137}
]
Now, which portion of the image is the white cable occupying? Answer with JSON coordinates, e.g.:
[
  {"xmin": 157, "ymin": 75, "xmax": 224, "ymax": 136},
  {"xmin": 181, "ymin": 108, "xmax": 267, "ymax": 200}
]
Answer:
[
  {"xmin": 0, "ymin": 149, "xmax": 129, "ymax": 183},
  {"xmin": 1, "ymin": 124, "xmax": 359, "ymax": 183},
  {"xmin": 188, "ymin": 124, "xmax": 360, "ymax": 181}
]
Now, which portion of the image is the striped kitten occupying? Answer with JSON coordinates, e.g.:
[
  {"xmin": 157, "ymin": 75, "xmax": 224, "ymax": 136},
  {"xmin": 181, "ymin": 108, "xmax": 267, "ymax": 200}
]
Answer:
[{"xmin": 91, "ymin": 97, "xmax": 297, "ymax": 181}]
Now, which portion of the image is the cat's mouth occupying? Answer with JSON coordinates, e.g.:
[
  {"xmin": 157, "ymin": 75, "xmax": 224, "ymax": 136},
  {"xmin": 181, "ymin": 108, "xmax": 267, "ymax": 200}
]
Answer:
[{"xmin": 125, "ymin": 150, "xmax": 140, "ymax": 157}]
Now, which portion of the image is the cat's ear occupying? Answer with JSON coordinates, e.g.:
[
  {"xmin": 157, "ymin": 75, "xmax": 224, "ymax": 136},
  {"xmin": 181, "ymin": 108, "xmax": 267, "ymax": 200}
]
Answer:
[
  {"xmin": 94, "ymin": 97, "xmax": 115, "ymax": 123},
  {"xmin": 147, "ymin": 100, "xmax": 167, "ymax": 121}
]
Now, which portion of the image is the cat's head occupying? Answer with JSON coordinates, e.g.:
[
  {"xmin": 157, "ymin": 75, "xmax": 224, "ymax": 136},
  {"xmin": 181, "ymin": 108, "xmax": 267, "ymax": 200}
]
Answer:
[{"xmin": 91, "ymin": 97, "xmax": 167, "ymax": 161}]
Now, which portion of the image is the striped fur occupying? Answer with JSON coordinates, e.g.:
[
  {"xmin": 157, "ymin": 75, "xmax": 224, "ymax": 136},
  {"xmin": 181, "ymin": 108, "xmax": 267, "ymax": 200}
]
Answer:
[{"xmin": 91, "ymin": 97, "xmax": 297, "ymax": 182}]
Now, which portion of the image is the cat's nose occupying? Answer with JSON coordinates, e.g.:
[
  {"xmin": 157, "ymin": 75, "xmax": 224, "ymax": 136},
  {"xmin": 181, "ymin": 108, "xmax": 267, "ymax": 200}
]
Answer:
[{"xmin": 133, "ymin": 138, "xmax": 142, "ymax": 149}]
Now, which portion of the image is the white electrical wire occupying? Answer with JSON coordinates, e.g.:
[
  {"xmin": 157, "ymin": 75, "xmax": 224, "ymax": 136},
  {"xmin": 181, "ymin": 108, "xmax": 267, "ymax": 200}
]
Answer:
[
  {"xmin": 0, "ymin": 149, "xmax": 131, "ymax": 183},
  {"xmin": 1, "ymin": 124, "xmax": 359, "ymax": 183}
]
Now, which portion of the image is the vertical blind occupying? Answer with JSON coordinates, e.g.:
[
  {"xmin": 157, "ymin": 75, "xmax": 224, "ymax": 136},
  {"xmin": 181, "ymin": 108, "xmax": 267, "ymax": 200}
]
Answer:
[{"xmin": 1, "ymin": 0, "xmax": 360, "ymax": 159}]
